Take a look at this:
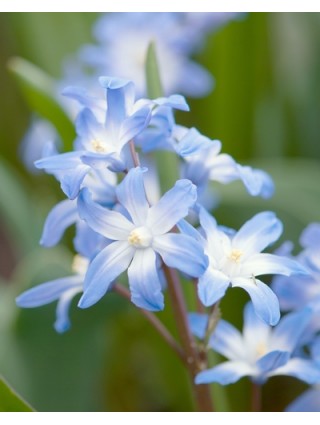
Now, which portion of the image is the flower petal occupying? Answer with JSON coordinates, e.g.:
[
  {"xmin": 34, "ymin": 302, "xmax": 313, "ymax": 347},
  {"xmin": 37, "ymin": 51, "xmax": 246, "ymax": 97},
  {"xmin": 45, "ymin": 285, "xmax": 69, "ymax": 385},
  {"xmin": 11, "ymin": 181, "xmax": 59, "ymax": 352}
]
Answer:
[
  {"xmin": 300, "ymin": 222, "xmax": 320, "ymax": 250},
  {"xmin": 54, "ymin": 286, "xmax": 83, "ymax": 333},
  {"xmin": 35, "ymin": 151, "xmax": 83, "ymax": 171},
  {"xmin": 195, "ymin": 361, "xmax": 253, "ymax": 385},
  {"xmin": 231, "ymin": 277, "xmax": 280, "ymax": 326},
  {"xmin": 242, "ymin": 302, "xmax": 271, "ymax": 352},
  {"xmin": 269, "ymin": 358, "xmax": 320, "ymax": 384},
  {"xmin": 79, "ymin": 240, "xmax": 134, "ymax": 308},
  {"xmin": 16, "ymin": 276, "xmax": 82, "ymax": 308},
  {"xmin": 232, "ymin": 211, "xmax": 283, "ymax": 257},
  {"xmin": 147, "ymin": 179, "xmax": 197, "ymax": 235},
  {"xmin": 128, "ymin": 248, "xmax": 164, "ymax": 311},
  {"xmin": 197, "ymin": 268, "xmax": 230, "ymax": 307},
  {"xmin": 286, "ymin": 388, "xmax": 320, "ymax": 412},
  {"xmin": 256, "ymin": 350, "xmax": 290, "ymax": 374},
  {"xmin": 116, "ymin": 167, "xmax": 149, "ymax": 226},
  {"xmin": 188, "ymin": 313, "xmax": 208, "ymax": 339},
  {"xmin": 153, "ymin": 233, "xmax": 208, "ymax": 277},
  {"xmin": 78, "ymin": 188, "xmax": 134, "ymax": 240},
  {"xmin": 40, "ymin": 199, "xmax": 78, "ymax": 247},
  {"xmin": 60, "ymin": 164, "xmax": 91, "ymax": 199},
  {"xmin": 270, "ymin": 307, "xmax": 312, "ymax": 353},
  {"xmin": 175, "ymin": 128, "xmax": 218, "ymax": 157},
  {"xmin": 152, "ymin": 94, "xmax": 189, "ymax": 111},
  {"xmin": 242, "ymin": 253, "xmax": 309, "ymax": 277},
  {"xmin": 99, "ymin": 76, "xmax": 135, "ymax": 136},
  {"xmin": 209, "ymin": 320, "xmax": 247, "ymax": 361},
  {"xmin": 119, "ymin": 106, "xmax": 152, "ymax": 147}
]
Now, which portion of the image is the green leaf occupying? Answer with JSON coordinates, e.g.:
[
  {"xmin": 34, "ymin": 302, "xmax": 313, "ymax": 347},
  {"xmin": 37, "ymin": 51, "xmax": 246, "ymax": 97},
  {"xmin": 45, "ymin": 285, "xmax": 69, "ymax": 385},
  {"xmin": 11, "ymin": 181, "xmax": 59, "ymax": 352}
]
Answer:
[
  {"xmin": 7, "ymin": 56, "xmax": 75, "ymax": 151},
  {"xmin": 145, "ymin": 42, "xmax": 163, "ymax": 99},
  {"xmin": 0, "ymin": 156, "xmax": 42, "ymax": 253},
  {"xmin": 145, "ymin": 42, "xmax": 179, "ymax": 193},
  {"xmin": 0, "ymin": 377, "xmax": 34, "ymax": 412}
]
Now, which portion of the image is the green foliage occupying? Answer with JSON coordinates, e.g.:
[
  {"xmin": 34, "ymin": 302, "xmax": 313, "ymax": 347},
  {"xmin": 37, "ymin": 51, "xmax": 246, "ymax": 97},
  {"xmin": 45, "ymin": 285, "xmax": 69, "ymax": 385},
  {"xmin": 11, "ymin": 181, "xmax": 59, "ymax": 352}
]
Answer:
[
  {"xmin": 1, "ymin": 12, "xmax": 320, "ymax": 412},
  {"xmin": 0, "ymin": 377, "xmax": 34, "ymax": 412},
  {"xmin": 7, "ymin": 57, "xmax": 75, "ymax": 151}
]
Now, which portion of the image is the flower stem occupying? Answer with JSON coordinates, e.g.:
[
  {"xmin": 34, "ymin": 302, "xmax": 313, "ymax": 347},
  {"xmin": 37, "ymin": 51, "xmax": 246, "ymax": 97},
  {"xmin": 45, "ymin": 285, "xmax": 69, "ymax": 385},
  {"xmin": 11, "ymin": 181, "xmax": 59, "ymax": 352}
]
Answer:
[
  {"xmin": 163, "ymin": 265, "xmax": 214, "ymax": 412},
  {"xmin": 251, "ymin": 381, "xmax": 262, "ymax": 412},
  {"xmin": 129, "ymin": 139, "xmax": 140, "ymax": 167},
  {"xmin": 113, "ymin": 283, "xmax": 186, "ymax": 363}
]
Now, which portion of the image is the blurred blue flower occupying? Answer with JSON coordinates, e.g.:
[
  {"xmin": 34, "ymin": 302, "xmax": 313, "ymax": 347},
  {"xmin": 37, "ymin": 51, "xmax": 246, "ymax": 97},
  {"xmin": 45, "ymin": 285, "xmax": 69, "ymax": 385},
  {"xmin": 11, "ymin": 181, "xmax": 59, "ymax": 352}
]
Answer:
[
  {"xmin": 35, "ymin": 77, "xmax": 153, "ymax": 198},
  {"xmin": 273, "ymin": 223, "xmax": 320, "ymax": 312},
  {"xmin": 16, "ymin": 254, "xmax": 88, "ymax": 333},
  {"xmin": 78, "ymin": 12, "xmax": 220, "ymax": 97},
  {"xmin": 286, "ymin": 335, "xmax": 320, "ymax": 411},
  {"xmin": 19, "ymin": 116, "xmax": 61, "ymax": 173},
  {"xmin": 77, "ymin": 167, "xmax": 208, "ymax": 311},
  {"xmin": 195, "ymin": 207, "xmax": 308, "ymax": 325},
  {"xmin": 182, "ymin": 142, "xmax": 275, "ymax": 199},
  {"xmin": 191, "ymin": 303, "xmax": 320, "ymax": 386}
]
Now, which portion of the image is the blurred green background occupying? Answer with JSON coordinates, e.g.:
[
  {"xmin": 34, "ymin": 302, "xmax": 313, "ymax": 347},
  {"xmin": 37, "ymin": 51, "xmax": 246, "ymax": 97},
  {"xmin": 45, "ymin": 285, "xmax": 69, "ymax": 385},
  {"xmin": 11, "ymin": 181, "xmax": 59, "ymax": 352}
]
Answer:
[{"xmin": 0, "ymin": 12, "xmax": 319, "ymax": 412}]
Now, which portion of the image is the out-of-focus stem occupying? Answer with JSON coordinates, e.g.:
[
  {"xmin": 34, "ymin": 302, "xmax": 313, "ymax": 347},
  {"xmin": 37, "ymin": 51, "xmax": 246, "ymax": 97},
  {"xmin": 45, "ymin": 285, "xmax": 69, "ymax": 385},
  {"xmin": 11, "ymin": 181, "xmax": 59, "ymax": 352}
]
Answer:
[
  {"xmin": 113, "ymin": 283, "xmax": 186, "ymax": 363},
  {"xmin": 251, "ymin": 381, "xmax": 262, "ymax": 412},
  {"xmin": 163, "ymin": 266, "xmax": 214, "ymax": 412}
]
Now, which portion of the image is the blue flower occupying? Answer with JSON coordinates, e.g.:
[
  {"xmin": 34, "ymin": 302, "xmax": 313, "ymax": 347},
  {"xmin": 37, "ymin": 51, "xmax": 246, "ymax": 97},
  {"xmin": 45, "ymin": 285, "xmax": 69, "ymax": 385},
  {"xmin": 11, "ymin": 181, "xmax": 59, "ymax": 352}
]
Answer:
[
  {"xmin": 286, "ymin": 336, "xmax": 320, "ymax": 411},
  {"xmin": 78, "ymin": 13, "xmax": 215, "ymax": 97},
  {"xmin": 182, "ymin": 142, "xmax": 275, "ymax": 199},
  {"xmin": 77, "ymin": 167, "xmax": 208, "ymax": 311},
  {"xmin": 16, "ymin": 255, "xmax": 89, "ymax": 333},
  {"xmin": 195, "ymin": 208, "xmax": 308, "ymax": 325},
  {"xmin": 35, "ymin": 77, "xmax": 153, "ymax": 198},
  {"xmin": 273, "ymin": 223, "xmax": 320, "ymax": 312},
  {"xmin": 285, "ymin": 386, "xmax": 320, "ymax": 412},
  {"xmin": 40, "ymin": 167, "xmax": 118, "ymax": 248},
  {"xmin": 192, "ymin": 303, "xmax": 320, "ymax": 386}
]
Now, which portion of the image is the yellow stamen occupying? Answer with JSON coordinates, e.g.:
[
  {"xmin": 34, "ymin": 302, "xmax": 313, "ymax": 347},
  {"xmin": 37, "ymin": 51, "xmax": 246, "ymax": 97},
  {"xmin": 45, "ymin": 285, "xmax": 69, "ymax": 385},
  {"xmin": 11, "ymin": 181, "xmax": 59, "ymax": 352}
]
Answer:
[
  {"xmin": 228, "ymin": 249, "xmax": 243, "ymax": 263},
  {"xmin": 91, "ymin": 139, "xmax": 108, "ymax": 153}
]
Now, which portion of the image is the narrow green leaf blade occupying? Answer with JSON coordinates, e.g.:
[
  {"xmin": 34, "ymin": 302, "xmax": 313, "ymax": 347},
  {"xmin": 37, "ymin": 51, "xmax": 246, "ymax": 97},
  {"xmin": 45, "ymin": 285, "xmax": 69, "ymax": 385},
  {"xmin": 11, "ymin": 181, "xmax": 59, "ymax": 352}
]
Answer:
[
  {"xmin": 7, "ymin": 56, "xmax": 75, "ymax": 151},
  {"xmin": 145, "ymin": 42, "xmax": 163, "ymax": 99},
  {"xmin": 0, "ymin": 377, "xmax": 34, "ymax": 412},
  {"xmin": 145, "ymin": 42, "xmax": 178, "ymax": 193}
]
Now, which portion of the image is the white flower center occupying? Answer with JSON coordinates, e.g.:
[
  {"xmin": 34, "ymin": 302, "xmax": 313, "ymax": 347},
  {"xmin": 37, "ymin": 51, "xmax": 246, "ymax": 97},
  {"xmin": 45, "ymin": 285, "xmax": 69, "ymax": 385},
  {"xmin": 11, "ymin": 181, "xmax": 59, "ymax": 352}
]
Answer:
[
  {"xmin": 128, "ymin": 226, "xmax": 153, "ymax": 248},
  {"xmin": 228, "ymin": 249, "xmax": 243, "ymax": 263},
  {"xmin": 256, "ymin": 341, "xmax": 267, "ymax": 358},
  {"xmin": 72, "ymin": 254, "xmax": 90, "ymax": 276},
  {"xmin": 90, "ymin": 139, "xmax": 109, "ymax": 153}
]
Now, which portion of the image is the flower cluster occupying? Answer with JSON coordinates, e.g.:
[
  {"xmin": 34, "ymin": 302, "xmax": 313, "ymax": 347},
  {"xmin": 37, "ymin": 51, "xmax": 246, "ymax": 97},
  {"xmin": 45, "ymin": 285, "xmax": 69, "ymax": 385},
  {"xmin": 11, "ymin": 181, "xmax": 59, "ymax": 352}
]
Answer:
[
  {"xmin": 17, "ymin": 76, "xmax": 294, "ymax": 331},
  {"xmin": 15, "ymin": 12, "xmax": 320, "ymax": 412}
]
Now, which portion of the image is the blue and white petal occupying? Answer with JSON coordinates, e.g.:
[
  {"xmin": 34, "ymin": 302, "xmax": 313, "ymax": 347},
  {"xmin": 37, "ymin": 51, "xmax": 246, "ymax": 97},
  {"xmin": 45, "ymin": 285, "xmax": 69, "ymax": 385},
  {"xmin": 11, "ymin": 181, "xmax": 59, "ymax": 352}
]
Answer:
[
  {"xmin": 270, "ymin": 307, "xmax": 312, "ymax": 353},
  {"xmin": 209, "ymin": 319, "xmax": 247, "ymax": 361},
  {"xmin": 116, "ymin": 167, "xmax": 149, "ymax": 226},
  {"xmin": 195, "ymin": 361, "xmax": 254, "ymax": 385},
  {"xmin": 153, "ymin": 233, "xmax": 208, "ymax": 277},
  {"xmin": 128, "ymin": 248, "xmax": 164, "ymax": 311},
  {"xmin": 16, "ymin": 276, "xmax": 82, "ymax": 308},
  {"xmin": 256, "ymin": 350, "xmax": 290, "ymax": 374},
  {"xmin": 78, "ymin": 188, "xmax": 134, "ymax": 240},
  {"xmin": 40, "ymin": 199, "xmax": 78, "ymax": 247},
  {"xmin": 269, "ymin": 358, "xmax": 320, "ymax": 384},
  {"xmin": 231, "ymin": 277, "xmax": 280, "ymax": 326},
  {"xmin": 119, "ymin": 106, "xmax": 152, "ymax": 147},
  {"xmin": 197, "ymin": 268, "xmax": 230, "ymax": 307},
  {"xmin": 79, "ymin": 240, "xmax": 134, "ymax": 307},
  {"xmin": 54, "ymin": 286, "xmax": 83, "ymax": 333},
  {"xmin": 147, "ymin": 179, "xmax": 197, "ymax": 235},
  {"xmin": 231, "ymin": 211, "xmax": 283, "ymax": 257},
  {"xmin": 242, "ymin": 253, "xmax": 309, "ymax": 277}
]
